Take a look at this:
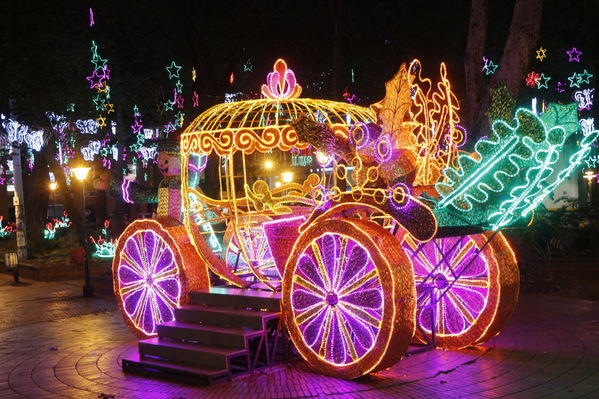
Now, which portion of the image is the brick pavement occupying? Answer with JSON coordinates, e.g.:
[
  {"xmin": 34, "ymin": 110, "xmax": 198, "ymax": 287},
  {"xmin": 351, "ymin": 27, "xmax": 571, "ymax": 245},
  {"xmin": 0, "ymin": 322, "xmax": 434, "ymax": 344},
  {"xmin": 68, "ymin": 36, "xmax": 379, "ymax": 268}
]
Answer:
[{"xmin": 1, "ymin": 273, "xmax": 598, "ymax": 398}]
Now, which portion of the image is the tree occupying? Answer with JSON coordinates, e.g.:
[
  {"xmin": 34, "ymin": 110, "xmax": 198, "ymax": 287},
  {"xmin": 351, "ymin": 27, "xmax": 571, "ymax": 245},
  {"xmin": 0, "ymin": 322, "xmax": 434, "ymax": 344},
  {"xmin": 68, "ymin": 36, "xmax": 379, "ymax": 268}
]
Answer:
[{"xmin": 464, "ymin": 0, "xmax": 544, "ymax": 136}]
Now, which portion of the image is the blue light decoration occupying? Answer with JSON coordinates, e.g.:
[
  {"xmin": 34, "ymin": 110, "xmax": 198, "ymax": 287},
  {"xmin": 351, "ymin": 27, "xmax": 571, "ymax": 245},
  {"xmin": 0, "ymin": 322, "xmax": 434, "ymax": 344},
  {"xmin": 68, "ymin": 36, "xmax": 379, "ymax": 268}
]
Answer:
[{"xmin": 435, "ymin": 103, "xmax": 598, "ymax": 230}]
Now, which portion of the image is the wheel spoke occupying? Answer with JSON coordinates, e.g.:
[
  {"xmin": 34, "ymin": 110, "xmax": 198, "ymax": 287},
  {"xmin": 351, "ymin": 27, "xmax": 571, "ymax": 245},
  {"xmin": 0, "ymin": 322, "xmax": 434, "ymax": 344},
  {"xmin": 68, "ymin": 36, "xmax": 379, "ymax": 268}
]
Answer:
[
  {"xmin": 296, "ymin": 302, "xmax": 326, "ymax": 326},
  {"xmin": 335, "ymin": 308, "xmax": 358, "ymax": 361},
  {"xmin": 338, "ymin": 301, "xmax": 381, "ymax": 328},
  {"xmin": 293, "ymin": 274, "xmax": 327, "ymax": 298},
  {"xmin": 338, "ymin": 268, "xmax": 378, "ymax": 297},
  {"xmin": 311, "ymin": 242, "xmax": 331, "ymax": 291},
  {"xmin": 120, "ymin": 251, "xmax": 146, "ymax": 278},
  {"xmin": 120, "ymin": 280, "xmax": 146, "ymax": 297},
  {"xmin": 318, "ymin": 308, "xmax": 333, "ymax": 357}
]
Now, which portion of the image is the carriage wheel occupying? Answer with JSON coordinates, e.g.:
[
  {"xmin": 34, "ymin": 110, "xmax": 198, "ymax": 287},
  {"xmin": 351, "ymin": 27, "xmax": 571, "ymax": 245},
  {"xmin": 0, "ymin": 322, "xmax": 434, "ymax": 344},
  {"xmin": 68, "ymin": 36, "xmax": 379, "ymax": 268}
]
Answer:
[
  {"xmin": 223, "ymin": 215, "xmax": 280, "ymax": 289},
  {"xmin": 402, "ymin": 232, "xmax": 519, "ymax": 349},
  {"xmin": 282, "ymin": 218, "xmax": 415, "ymax": 379},
  {"xmin": 113, "ymin": 218, "xmax": 209, "ymax": 338}
]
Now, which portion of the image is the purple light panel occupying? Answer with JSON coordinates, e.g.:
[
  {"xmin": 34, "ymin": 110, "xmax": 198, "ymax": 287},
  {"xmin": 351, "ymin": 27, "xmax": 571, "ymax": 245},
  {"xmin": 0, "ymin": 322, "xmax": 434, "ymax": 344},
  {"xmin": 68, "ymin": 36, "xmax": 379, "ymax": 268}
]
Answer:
[{"xmin": 291, "ymin": 233, "xmax": 383, "ymax": 366}]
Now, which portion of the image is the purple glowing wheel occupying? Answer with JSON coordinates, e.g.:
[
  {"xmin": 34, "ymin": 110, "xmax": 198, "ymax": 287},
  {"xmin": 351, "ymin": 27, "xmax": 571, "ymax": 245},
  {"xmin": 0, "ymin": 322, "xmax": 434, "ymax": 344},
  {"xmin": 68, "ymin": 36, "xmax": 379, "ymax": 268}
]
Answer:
[
  {"xmin": 402, "ymin": 232, "xmax": 519, "ymax": 349},
  {"xmin": 283, "ymin": 218, "xmax": 415, "ymax": 379},
  {"xmin": 223, "ymin": 216, "xmax": 280, "ymax": 290},
  {"xmin": 113, "ymin": 219, "xmax": 209, "ymax": 338}
]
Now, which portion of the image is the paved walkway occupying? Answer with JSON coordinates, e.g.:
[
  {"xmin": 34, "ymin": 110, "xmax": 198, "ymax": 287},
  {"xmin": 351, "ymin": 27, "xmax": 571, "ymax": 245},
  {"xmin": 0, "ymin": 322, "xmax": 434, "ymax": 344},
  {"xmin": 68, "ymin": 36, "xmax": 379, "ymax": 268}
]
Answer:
[{"xmin": 1, "ymin": 274, "xmax": 598, "ymax": 399}]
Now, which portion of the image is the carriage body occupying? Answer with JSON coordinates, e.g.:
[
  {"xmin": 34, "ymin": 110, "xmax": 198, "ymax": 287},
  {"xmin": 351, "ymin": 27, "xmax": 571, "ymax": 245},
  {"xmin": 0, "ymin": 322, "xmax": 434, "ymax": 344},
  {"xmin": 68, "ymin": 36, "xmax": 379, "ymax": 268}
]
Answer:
[{"xmin": 113, "ymin": 59, "xmax": 595, "ymax": 379}]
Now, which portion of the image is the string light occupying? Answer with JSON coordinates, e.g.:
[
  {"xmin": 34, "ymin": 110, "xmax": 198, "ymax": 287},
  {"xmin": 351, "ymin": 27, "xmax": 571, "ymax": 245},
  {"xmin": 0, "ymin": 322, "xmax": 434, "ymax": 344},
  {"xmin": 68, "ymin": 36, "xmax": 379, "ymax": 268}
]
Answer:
[
  {"xmin": 261, "ymin": 58, "xmax": 302, "ymax": 99},
  {"xmin": 566, "ymin": 47, "xmax": 582, "ymax": 62},
  {"xmin": 568, "ymin": 72, "xmax": 581, "ymax": 88},
  {"xmin": 577, "ymin": 69, "xmax": 593, "ymax": 85},
  {"xmin": 537, "ymin": 73, "xmax": 551, "ymax": 89},
  {"xmin": 166, "ymin": 61, "xmax": 182, "ymax": 80},
  {"xmin": 574, "ymin": 89, "xmax": 594, "ymax": 110},
  {"xmin": 536, "ymin": 47, "xmax": 547, "ymax": 61},
  {"xmin": 482, "ymin": 57, "xmax": 498, "ymax": 75},
  {"xmin": 525, "ymin": 71, "xmax": 541, "ymax": 87}
]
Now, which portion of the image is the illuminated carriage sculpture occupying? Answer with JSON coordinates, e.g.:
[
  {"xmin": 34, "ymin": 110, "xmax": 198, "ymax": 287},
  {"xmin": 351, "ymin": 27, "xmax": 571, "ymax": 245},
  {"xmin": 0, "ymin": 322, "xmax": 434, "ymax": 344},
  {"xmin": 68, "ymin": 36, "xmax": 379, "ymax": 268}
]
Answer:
[{"xmin": 113, "ymin": 59, "xmax": 598, "ymax": 379}]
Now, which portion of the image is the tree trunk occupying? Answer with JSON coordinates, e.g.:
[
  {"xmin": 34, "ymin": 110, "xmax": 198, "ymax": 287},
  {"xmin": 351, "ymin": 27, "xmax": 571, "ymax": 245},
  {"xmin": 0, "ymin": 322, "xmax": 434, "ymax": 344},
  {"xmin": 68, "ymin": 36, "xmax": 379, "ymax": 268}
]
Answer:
[
  {"xmin": 23, "ymin": 147, "xmax": 50, "ymax": 249},
  {"xmin": 464, "ymin": 0, "xmax": 488, "ymax": 136},
  {"xmin": 465, "ymin": 0, "xmax": 543, "ymax": 137}
]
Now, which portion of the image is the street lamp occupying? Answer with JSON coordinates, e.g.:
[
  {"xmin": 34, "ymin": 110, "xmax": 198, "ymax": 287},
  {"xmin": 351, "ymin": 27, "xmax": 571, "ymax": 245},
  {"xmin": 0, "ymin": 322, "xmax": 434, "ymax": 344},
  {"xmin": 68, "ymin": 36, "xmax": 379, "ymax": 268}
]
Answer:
[
  {"xmin": 49, "ymin": 182, "xmax": 57, "ymax": 191},
  {"xmin": 282, "ymin": 171, "xmax": 293, "ymax": 183},
  {"xmin": 264, "ymin": 160, "xmax": 273, "ymax": 170},
  {"xmin": 71, "ymin": 166, "xmax": 93, "ymax": 297}
]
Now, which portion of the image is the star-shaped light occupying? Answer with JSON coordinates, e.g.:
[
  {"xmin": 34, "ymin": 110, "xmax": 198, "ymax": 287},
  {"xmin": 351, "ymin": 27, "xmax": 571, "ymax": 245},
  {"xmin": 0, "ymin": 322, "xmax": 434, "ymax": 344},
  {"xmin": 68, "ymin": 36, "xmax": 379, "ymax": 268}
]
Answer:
[
  {"xmin": 90, "ymin": 41, "xmax": 98, "ymax": 59},
  {"xmin": 166, "ymin": 61, "xmax": 182, "ymax": 80},
  {"xmin": 537, "ymin": 73, "xmax": 551, "ymax": 89},
  {"xmin": 131, "ymin": 120, "xmax": 143, "ymax": 134},
  {"xmin": 555, "ymin": 82, "xmax": 566, "ymax": 93},
  {"xmin": 566, "ymin": 47, "xmax": 582, "ymax": 62},
  {"xmin": 175, "ymin": 94, "xmax": 184, "ymax": 109},
  {"xmin": 568, "ymin": 72, "xmax": 581, "ymax": 88},
  {"xmin": 104, "ymin": 103, "xmax": 114, "ymax": 113},
  {"xmin": 482, "ymin": 57, "xmax": 498, "ymax": 75},
  {"xmin": 100, "ymin": 66, "xmax": 111, "ymax": 80},
  {"xmin": 577, "ymin": 69, "xmax": 593, "ymax": 85},
  {"xmin": 191, "ymin": 68, "xmax": 197, "ymax": 82},
  {"xmin": 93, "ymin": 96, "xmax": 106, "ymax": 111},
  {"xmin": 192, "ymin": 91, "xmax": 199, "ymax": 107},
  {"xmin": 86, "ymin": 69, "xmax": 106, "ymax": 89},
  {"xmin": 525, "ymin": 71, "xmax": 541, "ymax": 88},
  {"xmin": 92, "ymin": 55, "xmax": 108, "ymax": 71},
  {"xmin": 164, "ymin": 121, "xmax": 176, "ymax": 134},
  {"xmin": 97, "ymin": 82, "xmax": 110, "ymax": 94},
  {"xmin": 97, "ymin": 116, "xmax": 107, "ymax": 128},
  {"xmin": 164, "ymin": 100, "xmax": 174, "ymax": 112},
  {"xmin": 536, "ymin": 47, "xmax": 547, "ymax": 61},
  {"xmin": 175, "ymin": 111, "xmax": 185, "ymax": 127},
  {"xmin": 66, "ymin": 103, "xmax": 75, "ymax": 112},
  {"xmin": 243, "ymin": 59, "xmax": 253, "ymax": 72},
  {"xmin": 133, "ymin": 105, "xmax": 140, "ymax": 116},
  {"xmin": 175, "ymin": 80, "xmax": 183, "ymax": 94}
]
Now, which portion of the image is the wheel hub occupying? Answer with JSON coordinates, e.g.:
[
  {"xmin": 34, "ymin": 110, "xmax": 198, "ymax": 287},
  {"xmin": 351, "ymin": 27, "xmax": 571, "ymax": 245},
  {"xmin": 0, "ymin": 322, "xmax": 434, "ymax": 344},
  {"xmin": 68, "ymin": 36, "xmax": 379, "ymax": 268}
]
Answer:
[
  {"xmin": 433, "ymin": 273, "xmax": 449, "ymax": 289},
  {"xmin": 326, "ymin": 292, "xmax": 339, "ymax": 307}
]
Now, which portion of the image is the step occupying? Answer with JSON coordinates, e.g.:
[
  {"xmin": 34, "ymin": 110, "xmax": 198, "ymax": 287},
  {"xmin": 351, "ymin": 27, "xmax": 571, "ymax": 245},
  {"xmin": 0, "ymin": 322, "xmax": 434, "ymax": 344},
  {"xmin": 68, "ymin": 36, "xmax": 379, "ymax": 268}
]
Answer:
[
  {"xmin": 158, "ymin": 320, "xmax": 263, "ymax": 348},
  {"xmin": 122, "ymin": 352, "xmax": 229, "ymax": 384},
  {"xmin": 138, "ymin": 337, "xmax": 246, "ymax": 369},
  {"xmin": 191, "ymin": 287, "xmax": 282, "ymax": 312},
  {"xmin": 176, "ymin": 304, "xmax": 280, "ymax": 330}
]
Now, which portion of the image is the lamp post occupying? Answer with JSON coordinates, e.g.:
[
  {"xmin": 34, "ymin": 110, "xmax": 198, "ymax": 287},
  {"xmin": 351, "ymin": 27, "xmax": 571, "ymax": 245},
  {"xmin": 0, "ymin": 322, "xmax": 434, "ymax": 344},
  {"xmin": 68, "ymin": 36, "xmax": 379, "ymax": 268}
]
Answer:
[{"xmin": 71, "ymin": 166, "xmax": 92, "ymax": 297}]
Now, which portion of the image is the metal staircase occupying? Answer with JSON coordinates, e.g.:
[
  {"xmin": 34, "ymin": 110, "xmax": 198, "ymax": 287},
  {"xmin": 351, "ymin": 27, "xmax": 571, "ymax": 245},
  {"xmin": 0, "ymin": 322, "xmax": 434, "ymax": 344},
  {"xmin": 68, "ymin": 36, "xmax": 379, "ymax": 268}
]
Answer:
[{"xmin": 121, "ymin": 287, "xmax": 283, "ymax": 385}]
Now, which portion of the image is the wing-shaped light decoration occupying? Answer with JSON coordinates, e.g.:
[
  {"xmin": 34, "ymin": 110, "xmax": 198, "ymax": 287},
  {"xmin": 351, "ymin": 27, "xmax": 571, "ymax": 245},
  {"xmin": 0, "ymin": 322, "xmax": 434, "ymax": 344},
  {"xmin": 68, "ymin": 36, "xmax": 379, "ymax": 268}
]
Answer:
[{"xmin": 436, "ymin": 103, "xmax": 598, "ymax": 229}]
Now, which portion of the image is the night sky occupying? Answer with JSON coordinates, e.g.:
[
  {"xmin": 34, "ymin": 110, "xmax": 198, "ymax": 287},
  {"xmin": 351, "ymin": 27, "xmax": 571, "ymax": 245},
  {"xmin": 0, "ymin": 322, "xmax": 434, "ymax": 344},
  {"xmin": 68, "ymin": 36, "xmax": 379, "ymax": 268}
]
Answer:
[{"xmin": 1, "ymin": 0, "xmax": 597, "ymax": 125}]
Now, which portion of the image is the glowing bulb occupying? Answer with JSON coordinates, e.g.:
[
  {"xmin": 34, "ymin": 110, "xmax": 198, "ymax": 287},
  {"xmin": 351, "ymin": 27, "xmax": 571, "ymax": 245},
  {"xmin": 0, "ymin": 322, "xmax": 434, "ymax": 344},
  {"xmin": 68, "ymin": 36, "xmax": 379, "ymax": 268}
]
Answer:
[
  {"xmin": 264, "ymin": 160, "xmax": 273, "ymax": 169},
  {"xmin": 71, "ymin": 167, "xmax": 91, "ymax": 181},
  {"xmin": 315, "ymin": 151, "xmax": 331, "ymax": 166},
  {"xmin": 49, "ymin": 182, "xmax": 57, "ymax": 191},
  {"xmin": 275, "ymin": 181, "xmax": 281, "ymax": 188},
  {"xmin": 282, "ymin": 172, "xmax": 293, "ymax": 183}
]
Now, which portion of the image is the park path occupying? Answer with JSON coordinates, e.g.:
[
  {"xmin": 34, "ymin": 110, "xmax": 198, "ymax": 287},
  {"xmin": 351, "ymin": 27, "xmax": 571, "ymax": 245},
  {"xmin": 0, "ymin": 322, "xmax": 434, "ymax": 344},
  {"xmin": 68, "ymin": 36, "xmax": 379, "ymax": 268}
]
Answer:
[{"xmin": 1, "ymin": 273, "xmax": 598, "ymax": 398}]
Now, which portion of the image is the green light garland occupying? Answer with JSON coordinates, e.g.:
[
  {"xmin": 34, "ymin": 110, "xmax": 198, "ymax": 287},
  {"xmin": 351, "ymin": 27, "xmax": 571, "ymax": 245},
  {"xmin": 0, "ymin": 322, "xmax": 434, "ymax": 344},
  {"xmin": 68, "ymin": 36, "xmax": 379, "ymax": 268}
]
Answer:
[{"xmin": 436, "ymin": 103, "xmax": 597, "ymax": 229}]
